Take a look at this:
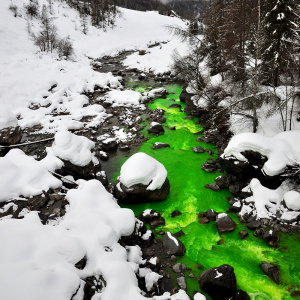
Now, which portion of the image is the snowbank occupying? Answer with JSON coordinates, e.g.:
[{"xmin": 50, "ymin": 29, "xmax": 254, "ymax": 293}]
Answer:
[
  {"xmin": 0, "ymin": 104, "xmax": 18, "ymax": 130},
  {"xmin": 222, "ymin": 130, "xmax": 300, "ymax": 176},
  {"xmin": 119, "ymin": 152, "xmax": 167, "ymax": 190},
  {"xmin": 105, "ymin": 90, "xmax": 142, "ymax": 107},
  {"xmin": 52, "ymin": 131, "xmax": 98, "ymax": 166},
  {"xmin": 0, "ymin": 180, "xmax": 140, "ymax": 300},
  {"xmin": 0, "ymin": 149, "xmax": 62, "ymax": 202}
]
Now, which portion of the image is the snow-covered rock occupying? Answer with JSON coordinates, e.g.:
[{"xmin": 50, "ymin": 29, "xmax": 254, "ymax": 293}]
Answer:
[
  {"xmin": 52, "ymin": 131, "xmax": 98, "ymax": 167},
  {"xmin": 222, "ymin": 131, "xmax": 300, "ymax": 176},
  {"xmin": 0, "ymin": 149, "xmax": 61, "ymax": 203},
  {"xmin": 106, "ymin": 90, "xmax": 143, "ymax": 107},
  {"xmin": 283, "ymin": 191, "xmax": 300, "ymax": 211}
]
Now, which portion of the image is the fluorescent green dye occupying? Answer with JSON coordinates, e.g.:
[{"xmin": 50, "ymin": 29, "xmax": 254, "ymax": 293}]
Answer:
[{"xmin": 111, "ymin": 83, "xmax": 300, "ymax": 299}]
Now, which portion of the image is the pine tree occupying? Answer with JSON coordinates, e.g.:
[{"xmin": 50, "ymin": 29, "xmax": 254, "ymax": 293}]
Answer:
[{"xmin": 261, "ymin": 0, "xmax": 300, "ymax": 86}]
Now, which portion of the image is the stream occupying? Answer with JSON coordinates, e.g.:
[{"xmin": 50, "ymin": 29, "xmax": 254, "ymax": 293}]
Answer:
[{"xmin": 105, "ymin": 81, "xmax": 300, "ymax": 299}]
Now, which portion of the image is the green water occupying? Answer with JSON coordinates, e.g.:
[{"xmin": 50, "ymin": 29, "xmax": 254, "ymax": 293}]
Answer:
[{"xmin": 112, "ymin": 83, "xmax": 300, "ymax": 299}]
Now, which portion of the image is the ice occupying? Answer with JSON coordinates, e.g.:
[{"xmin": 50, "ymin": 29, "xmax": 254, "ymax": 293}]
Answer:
[{"xmin": 119, "ymin": 152, "xmax": 167, "ymax": 190}]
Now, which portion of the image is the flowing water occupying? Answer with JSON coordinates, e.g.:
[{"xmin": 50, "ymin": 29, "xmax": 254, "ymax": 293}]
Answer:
[{"xmin": 109, "ymin": 83, "xmax": 300, "ymax": 299}]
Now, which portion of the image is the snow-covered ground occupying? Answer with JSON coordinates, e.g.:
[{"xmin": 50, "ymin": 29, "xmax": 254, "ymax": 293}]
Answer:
[{"xmin": 0, "ymin": 0, "xmax": 187, "ymax": 131}]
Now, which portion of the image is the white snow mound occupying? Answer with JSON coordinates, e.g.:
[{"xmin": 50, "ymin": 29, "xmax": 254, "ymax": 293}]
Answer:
[
  {"xmin": 106, "ymin": 90, "xmax": 142, "ymax": 107},
  {"xmin": 120, "ymin": 152, "xmax": 167, "ymax": 190},
  {"xmin": 0, "ymin": 149, "xmax": 61, "ymax": 202},
  {"xmin": 222, "ymin": 131, "xmax": 300, "ymax": 176},
  {"xmin": 52, "ymin": 131, "xmax": 97, "ymax": 166},
  {"xmin": 284, "ymin": 191, "xmax": 300, "ymax": 211}
]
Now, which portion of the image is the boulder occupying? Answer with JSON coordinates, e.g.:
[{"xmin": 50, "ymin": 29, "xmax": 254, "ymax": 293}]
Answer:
[
  {"xmin": 260, "ymin": 262, "xmax": 280, "ymax": 284},
  {"xmin": 239, "ymin": 230, "xmax": 248, "ymax": 240},
  {"xmin": 205, "ymin": 209, "xmax": 218, "ymax": 221},
  {"xmin": 147, "ymin": 122, "xmax": 165, "ymax": 135},
  {"xmin": 152, "ymin": 142, "xmax": 170, "ymax": 150},
  {"xmin": 199, "ymin": 264, "xmax": 237, "ymax": 300},
  {"xmin": 0, "ymin": 126, "xmax": 22, "ymax": 145},
  {"xmin": 215, "ymin": 175, "xmax": 230, "ymax": 189},
  {"xmin": 177, "ymin": 276, "xmax": 187, "ymax": 290},
  {"xmin": 216, "ymin": 213, "xmax": 236, "ymax": 234},
  {"xmin": 193, "ymin": 146, "xmax": 205, "ymax": 153},
  {"xmin": 171, "ymin": 210, "xmax": 182, "ymax": 217},
  {"xmin": 162, "ymin": 231, "xmax": 185, "ymax": 256},
  {"xmin": 262, "ymin": 230, "xmax": 280, "ymax": 247},
  {"xmin": 172, "ymin": 263, "xmax": 187, "ymax": 273},
  {"xmin": 205, "ymin": 183, "xmax": 220, "ymax": 192}
]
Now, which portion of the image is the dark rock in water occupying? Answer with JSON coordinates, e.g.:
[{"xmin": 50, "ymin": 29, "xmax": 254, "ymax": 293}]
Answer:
[
  {"xmin": 138, "ymin": 73, "xmax": 146, "ymax": 80},
  {"xmin": 205, "ymin": 183, "xmax": 220, "ymax": 192},
  {"xmin": 168, "ymin": 104, "xmax": 182, "ymax": 110},
  {"xmin": 119, "ymin": 145, "xmax": 130, "ymax": 152},
  {"xmin": 169, "ymin": 126, "xmax": 176, "ymax": 130},
  {"xmin": 290, "ymin": 290, "xmax": 300, "ymax": 298},
  {"xmin": 260, "ymin": 262, "xmax": 280, "ymax": 284},
  {"xmin": 96, "ymin": 171, "xmax": 108, "ymax": 187},
  {"xmin": 229, "ymin": 201, "xmax": 242, "ymax": 213},
  {"xmin": 177, "ymin": 276, "xmax": 187, "ymax": 290},
  {"xmin": 139, "ymin": 50, "xmax": 146, "ymax": 55},
  {"xmin": 197, "ymin": 136, "xmax": 209, "ymax": 143},
  {"xmin": 138, "ymin": 209, "xmax": 166, "ymax": 229},
  {"xmin": 247, "ymin": 220, "xmax": 261, "ymax": 230},
  {"xmin": 99, "ymin": 151, "xmax": 109, "ymax": 161},
  {"xmin": 147, "ymin": 123, "xmax": 165, "ymax": 135},
  {"xmin": 114, "ymin": 178, "xmax": 170, "ymax": 204},
  {"xmin": 234, "ymin": 289, "xmax": 251, "ymax": 300},
  {"xmin": 158, "ymin": 230, "xmax": 165, "ymax": 236},
  {"xmin": 172, "ymin": 263, "xmax": 187, "ymax": 273},
  {"xmin": 215, "ymin": 175, "xmax": 229, "ymax": 189},
  {"xmin": 189, "ymin": 273, "xmax": 196, "ymax": 279},
  {"xmin": 162, "ymin": 231, "xmax": 186, "ymax": 256},
  {"xmin": 205, "ymin": 209, "xmax": 218, "ymax": 221},
  {"xmin": 254, "ymin": 228, "xmax": 265, "ymax": 239},
  {"xmin": 202, "ymin": 161, "xmax": 218, "ymax": 173},
  {"xmin": 229, "ymin": 184, "xmax": 242, "ymax": 196},
  {"xmin": 239, "ymin": 230, "xmax": 249, "ymax": 239},
  {"xmin": 262, "ymin": 230, "xmax": 280, "ymax": 247},
  {"xmin": 216, "ymin": 213, "xmax": 237, "ymax": 234},
  {"xmin": 173, "ymin": 230, "xmax": 185, "ymax": 238},
  {"xmin": 199, "ymin": 264, "xmax": 237, "ymax": 300},
  {"xmin": 179, "ymin": 84, "xmax": 194, "ymax": 103},
  {"xmin": 152, "ymin": 142, "xmax": 170, "ymax": 150},
  {"xmin": 171, "ymin": 210, "xmax": 182, "ymax": 217},
  {"xmin": 193, "ymin": 146, "xmax": 205, "ymax": 153},
  {"xmin": 102, "ymin": 139, "xmax": 117, "ymax": 151},
  {"xmin": 199, "ymin": 217, "xmax": 210, "ymax": 224},
  {"xmin": 0, "ymin": 126, "xmax": 22, "ymax": 145}
]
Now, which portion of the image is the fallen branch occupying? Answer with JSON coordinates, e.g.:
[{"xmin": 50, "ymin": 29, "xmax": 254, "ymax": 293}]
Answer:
[{"xmin": 0, "ymin": 137, "xmax": 54, "ymax": 149}]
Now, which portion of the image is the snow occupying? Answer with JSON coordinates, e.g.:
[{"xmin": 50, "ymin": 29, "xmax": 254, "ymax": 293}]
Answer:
[
  {"xmin": 166, "ymin": 232, "xmax": 179, "ymax": 246},
  {"xmin": 145, "ymin": 272, "xmax": 162, "ymax": 291},
  {"xmin": 105, "ymin": 90, "xmax": 143, "ymax": 107},
  {"xmin": 51, "ymin": 131, "xmax": 98, "ymax": 166},
  {"xmin": 217, "ymin": 213, "xmax": 227, "ymax": 219},
  {"xmin": 214, "ymin": 270, "xmax": 223, "ymax": 278},
  {"xmin": 123, "ymin": 37, "xmax": 188, "ymax": 75},
  {"xmin": 0, "ymin": 180, "xmax": 144, "ymax": 300},
  {"xmin": 194, "ymin": 293, "xmax": 207, "ymax": 300},
  {"xmin": 149, "ymin": 257, "xmax": 158, "ymax": 265},
  {"xmin": 0, "ymin": 149, "xmax": 62, "ymax": 203},
  {"xmin": 284, "ymin": 191, "xmax": 300, "ymax": 211},
  {"xmin": 119, "ymin": 152, "xmax": 167, "ymax": 191},
  {"xmin": 0, "ymin": 104, "xmax": 18, "ymax": 130},
  {"xmin": 222, "ymin": 130, "xmax": 300, "ymax": 176},
  {"xmin": 142, "ymin": 230, "xmax": 153, "ymax": 241}
]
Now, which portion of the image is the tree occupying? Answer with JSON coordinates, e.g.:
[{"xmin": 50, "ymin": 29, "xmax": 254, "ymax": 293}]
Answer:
[{"xmin": 261, "ymin": 0, "xmax": 300, "ymax": 87}]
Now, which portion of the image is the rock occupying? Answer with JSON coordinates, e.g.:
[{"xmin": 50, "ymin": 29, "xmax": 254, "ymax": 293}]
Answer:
[
  {"xmin": 229, "ymin": 184, "xmax": 241, "ymax": 196},
  {"xmin": 193, "ymin": 146, "xmax": 205, "ymax": 153},
  {"xmin": 202, "ymin": 161, "xmax": 218, "ymax": 173},
  {"xmin": 199, "ymin": 217, "xmax": 210, "ymax": 224},
  {"xmin": 162, "ymin": 232, "xmax": 185, "ymax": 256},
  {"xmin": 234, "ymin": 290, "xmax": 251, "ymax": 300},
  {"xmin": 184, "ymin": 116, "xmax": 194, "ymax": 120},
  {"xmin": 152, "ymin": 142, "xmax": 170, "ymax": 150},
  {"xmin": 99, "ymin": 151, "xmax": 109, "ymax": 161},
  {"xmin": 262, "ymin": 230, "xmax": 280, "ymax": 247},
  {"xmin": 168, "ymin": 104, "xmax": 182, "ymax": 110},
  {"xmin": 239, "ymin": 230, "xmax": 248, "ymax": 239},
  {"xmin": 0, "ymin": 126, "xmax": 22, "ymax": 145},
  {"xmin": 114, "ymin": 178, "xmax": 170, "ymax": 204},
  {"xmin": 102, "ymin": 139, "xmax": 117, "ymax": 151},
  {"xmin": 189, "ymin": 273, "xmax": 196, "ymax": 279},
  {"xmin": 177, "ymin": 276, "xmax": 187, "ymax": 290},
  {"xmin": 173, "ymin": 230, "xmax": 185, "ymax": 238},
  {"xmin": 199, "ymin": 264, "xmax": 237, "ymax": 300},
  {"xmin": 172, "ymin": 263, "xmax": 187, "ymax": 273},
  {"xmin": 247, "ymin": 220, "xmax": 261, "ymax": 230},
  {"xmin": 179, "ymin": 85, "xmax": 194, "ymax": 103},
  {"xmin": 138, "ymin": 209, "xmax": 166, "ymax": 229},
  {"xmin": 205, "ymin": 183, "xmax": 220, "ymax": 192},
  {"xmin": 205, "ymin": 209, "xmax": 218, "ymax": 221},
  {"xmin": 171, "ymin": 210, "xmax": 182, "ymax": 217},
  {"xmin": 215, "ymin": 175, "xmax": 229, "ymax": 189},
  {"xmin": 170, "ymin": 255, "xmax": 177, "ymax": 261},
  {"xmin": 139, "ymin": 50, "xmax": 146, "ymax": 55},
  {"xmin": 147, "ymin": 122, "xmax": 165, "ymax": 135},
  {"xmin": 169, "ymin": 126, "xmax": 176, "ymax": 130},
  {"xmin": 197, "ymin": 136, "xmax": 210, "ymax": 143},
  {"xmin": 260, "ymin": 262, "xmax": 280, "ymax": 284},
  {"xmin": 216, "ymin": 213, "xmax": 237, "ymax": 234},
  {"xmin": 138, "ymin": 73, "xmax": 146, "ymax": 80}
]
